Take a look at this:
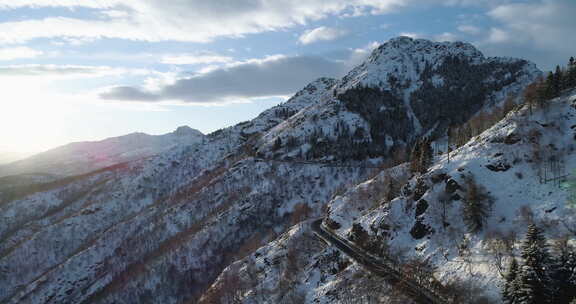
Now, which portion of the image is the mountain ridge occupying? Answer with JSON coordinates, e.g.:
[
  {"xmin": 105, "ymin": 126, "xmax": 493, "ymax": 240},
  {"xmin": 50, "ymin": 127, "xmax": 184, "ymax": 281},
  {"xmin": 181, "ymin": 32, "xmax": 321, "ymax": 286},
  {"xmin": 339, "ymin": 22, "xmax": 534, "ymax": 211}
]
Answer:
[
  {"xmin": 0, "ymin": 37, "xmax": 546, "ymax": 304},
  {"xmin": 0, "ymin": 126, "xmax": 205, "ymax": 178}
]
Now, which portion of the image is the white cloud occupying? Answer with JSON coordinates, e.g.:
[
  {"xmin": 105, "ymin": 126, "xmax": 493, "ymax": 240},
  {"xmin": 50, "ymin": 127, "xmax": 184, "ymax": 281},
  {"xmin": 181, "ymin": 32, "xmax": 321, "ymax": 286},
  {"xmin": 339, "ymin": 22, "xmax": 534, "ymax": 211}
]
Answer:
[
  {"xmin": 434, "ymin": 32, "xmax": 458, "ymax": 42},
  {"xmin": 299, "ymin": 26, "xmax": 349, "ymax": 44},
  {"xmin": 457, "ymin": 24, "xmax": 481, "ymax": 35},
  {"xmin": 0, "ymin": 1, "xmax": 407, "ymax": 44},
  {"xmin": 471, "ymin": 0, "xmax": 576, "ymax": 70},
  {"xmin": 0, "ymin": 47, "xmax": 42, "ymax": 60},
  {"xmin": 0, "ymin": 64, "xmax": 151, "ymax": 79},
  {"xmin": 398, "ymin": 32, "xmax": 421, "ymax": 39},
  {"xmin": 100, "ymin": 54, "xmax": 349, "ymax": 104},
  {"xmin": 345, "ymin": 41, "xmax": 381, "ymax": 68},
  {"xmin": 161, "ymin": 54, "xmax": 233, "ymax": 65},
  {"xmin": 0, "ymin": 0, "xmax": 120, "ymax": 9},
  {"xmin": 486, "ymin": 0, "xmax": 576, "ymax": 53},
  {"xmin": 486, "ymin": 27, "xmax": 510, "ymax": 43}
]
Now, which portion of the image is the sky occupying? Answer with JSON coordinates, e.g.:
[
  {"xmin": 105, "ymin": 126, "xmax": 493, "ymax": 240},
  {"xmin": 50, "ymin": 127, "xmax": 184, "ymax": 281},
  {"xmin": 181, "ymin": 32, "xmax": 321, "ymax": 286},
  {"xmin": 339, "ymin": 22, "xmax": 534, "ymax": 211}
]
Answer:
[{"xmin": 0, "ymin": 0, "xmax": 574, "ymax": 154}]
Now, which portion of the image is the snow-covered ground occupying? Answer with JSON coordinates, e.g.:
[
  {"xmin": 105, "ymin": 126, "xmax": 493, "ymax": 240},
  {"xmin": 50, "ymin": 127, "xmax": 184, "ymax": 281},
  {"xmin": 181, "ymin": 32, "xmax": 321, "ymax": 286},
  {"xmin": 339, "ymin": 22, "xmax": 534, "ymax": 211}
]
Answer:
[
  {"xmin": 213, "ymin": 89, "xmax": 576, "ymax": 303},
  {"xmin": 0, "ymin": 37, "xmax": 547, "ymax": 304}
]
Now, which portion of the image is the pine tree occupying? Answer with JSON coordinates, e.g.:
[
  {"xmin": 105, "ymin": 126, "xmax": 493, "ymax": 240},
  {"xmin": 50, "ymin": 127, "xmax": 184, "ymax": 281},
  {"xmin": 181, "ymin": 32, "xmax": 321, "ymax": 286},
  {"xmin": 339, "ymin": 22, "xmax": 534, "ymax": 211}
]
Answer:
[
  {"xmin": 542, "ymin": 71, "xmax": 556, "ymax": 102},
  {"xmin": 503, "ymin": 258, "xmax": 519, "ymax": 304},
  {"xmin": 516, "ymin": 224, "xmax": 554, "ymax": 304},
  {"xmin": 567, "ymin": 57, "xmax": 576, "ymax": 89},
  {"xmin": 550, "ymin": 242, "xmax": 576, "ymax": 303},
  {"xmin": 553, "ymin": 65, "xmax": 563, "ymax": 96},
  {"xmin": 515, "ymin": 265, "xmax": 543, "ymax": 304}
]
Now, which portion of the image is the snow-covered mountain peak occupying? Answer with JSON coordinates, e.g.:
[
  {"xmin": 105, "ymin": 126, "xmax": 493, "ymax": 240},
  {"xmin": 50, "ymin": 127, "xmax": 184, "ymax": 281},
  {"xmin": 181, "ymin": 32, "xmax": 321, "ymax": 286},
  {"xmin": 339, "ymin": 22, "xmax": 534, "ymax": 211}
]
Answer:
[
  {"xmin": 377, "ymin": 36, "xmax": 482, "ymax": 58},
  {"xmin": 256, "ymin": 37, "xmax": 540, "ymax": 162},
  {"xmin": 338, "ymin": 37, "xmax": 488, "ymax": 92},
  {"xmin": 172, "ymin": 125, "xmax": 203, "ymax": 137}
]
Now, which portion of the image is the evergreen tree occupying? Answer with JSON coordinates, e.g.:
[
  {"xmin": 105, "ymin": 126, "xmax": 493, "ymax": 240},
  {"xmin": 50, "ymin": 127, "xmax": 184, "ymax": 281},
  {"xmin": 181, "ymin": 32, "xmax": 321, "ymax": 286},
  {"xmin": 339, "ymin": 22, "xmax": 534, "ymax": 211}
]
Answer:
[
  {"xmin": 516, "ymin": 224, "xmax": 554, "ymax": 304},
  {"xmin": 550, "ymin": 242, "xmax": 576, "ymax": 303},
  {"xmin": 553, "ymin": 65, "xmax": 563, "ymax": 96},
  {"xmin": 567, "ymin": 57, "xmax": 576, "ymax": 89},
  {"xmin": 515, "ymin": 265, "xmax": 544, "ymax": 304},
  {"xmin": 542, "ymin": 71, "xmax": 556, "ymax": 101},
  {"xmin": 503, "ymin": 258, "xmax": 519, "ymax": 304}
]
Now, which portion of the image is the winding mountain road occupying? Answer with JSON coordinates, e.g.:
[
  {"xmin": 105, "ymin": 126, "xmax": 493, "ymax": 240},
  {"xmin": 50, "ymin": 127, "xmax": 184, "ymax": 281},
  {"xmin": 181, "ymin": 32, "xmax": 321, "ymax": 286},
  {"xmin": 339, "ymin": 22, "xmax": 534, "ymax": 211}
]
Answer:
[{"xmin": 311, "ymin": 219, "xmax": 453, "ymax": 304}]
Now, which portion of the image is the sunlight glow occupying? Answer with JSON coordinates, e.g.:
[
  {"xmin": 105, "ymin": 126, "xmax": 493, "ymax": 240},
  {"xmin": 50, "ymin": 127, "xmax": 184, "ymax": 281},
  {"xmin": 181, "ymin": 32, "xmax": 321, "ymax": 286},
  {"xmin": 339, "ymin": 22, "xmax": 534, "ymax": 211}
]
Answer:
[{"xmin": 0, "ymin": 76, "xmax": 70, "ymax": 152}]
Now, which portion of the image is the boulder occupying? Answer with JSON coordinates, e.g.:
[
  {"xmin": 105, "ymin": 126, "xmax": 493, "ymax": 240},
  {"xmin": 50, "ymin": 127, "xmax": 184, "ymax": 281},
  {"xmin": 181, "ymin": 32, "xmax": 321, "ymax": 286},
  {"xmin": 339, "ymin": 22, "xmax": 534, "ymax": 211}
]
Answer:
[
  {"xmin": 486, "ymin": 161, "xmax": 511, "ymax": 172},
  {"xmin": 410, "ymin": 219, "xmax": 432, "ymax": 239},
  {"xmin": 415, "ymin": 199, "xmax": 429, "ymax": 218},
  {"xmin": 504, "ymin": 133, "xmax": 521, "ymax": 145},
  {"xmin": 445, "ymin": 178, "xmax": 460, "ymax": 193},
  {"xmin": 413, "ymin": 179, "xmax": 429, "ymax": 201}
]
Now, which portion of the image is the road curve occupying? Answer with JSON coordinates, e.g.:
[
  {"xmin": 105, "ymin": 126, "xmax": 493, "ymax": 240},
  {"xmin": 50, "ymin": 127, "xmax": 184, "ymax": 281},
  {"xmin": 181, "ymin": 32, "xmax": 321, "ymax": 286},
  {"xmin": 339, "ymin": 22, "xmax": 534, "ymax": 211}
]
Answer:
[{"xmin": 311, "ymin": 219, "xmax": 453, "ymax": 304}]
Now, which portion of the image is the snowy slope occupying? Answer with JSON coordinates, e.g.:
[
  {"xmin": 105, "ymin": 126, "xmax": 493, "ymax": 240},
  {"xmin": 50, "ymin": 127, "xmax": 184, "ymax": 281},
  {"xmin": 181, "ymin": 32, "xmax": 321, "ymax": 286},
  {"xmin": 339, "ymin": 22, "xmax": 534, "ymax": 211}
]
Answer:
[
  {"xmin": 0, "ymin": 77, "xmax": 342, "ymax": 304},
  {"xmin": 216, "ymin": 89, "xmax": 576, "ymax": 303},
  {"xmin": 0, "ymin": 37, "xmax": 545, "ymax": 304},
  {"xmin": 0, "ymin": 126, "xmax": 205, "ymax": 178}
]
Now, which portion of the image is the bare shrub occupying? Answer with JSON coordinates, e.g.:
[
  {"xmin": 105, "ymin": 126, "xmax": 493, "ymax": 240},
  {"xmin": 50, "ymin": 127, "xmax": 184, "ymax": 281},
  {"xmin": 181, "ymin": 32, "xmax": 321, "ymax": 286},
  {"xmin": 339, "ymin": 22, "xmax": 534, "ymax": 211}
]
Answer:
[
  {"xmin": 462, "ymin": 175, "xmax": 494, "ymax": 233},
  {"xmin": 290, "ymin": 203, "xmax": 312, "ymax": 225},
  {"xmin": 444, "ymin": 277, "xmax": 492, "ymax": 304},
  {"xmin": 484, "ymin": 230, "xmax": 516, "ymax": 278}
]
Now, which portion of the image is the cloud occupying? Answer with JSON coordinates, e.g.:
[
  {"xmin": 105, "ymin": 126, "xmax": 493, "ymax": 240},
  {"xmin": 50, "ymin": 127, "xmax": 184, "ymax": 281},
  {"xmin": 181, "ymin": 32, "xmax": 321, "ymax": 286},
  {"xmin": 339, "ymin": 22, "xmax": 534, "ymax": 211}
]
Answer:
[
  {"xmin": 161, "ymin": 53, "xmax": 233, "ymax": 65},
  {"xmin": 457, "ymin": 24, "xmax": 481, "ymax": 35},
  {"xmin": 479, "ymin": 0, "xmax": 576, "ymax": 70},
  {"xmin": 398, "ymin": 32, "xmax": 422, "ymax": 39},
  {"xmin": 0, "ymin": 0, "xmax": 407, "ymax": 44},
  {"xmin": 299, "ymin": 26, "xmax": 349, "ymax": 44},
  {"xmin": 434, "ymin": 32, "xmax": 458, "ymax": 42},
  {"xmin": 100, "ymin": 54, "xmax": 350, "ymax": 103},
  {"xmin": 487, "ymin": 0, "xmax": 576, "ymax": 51},
  {"xmin": 0, "ymin": 64, "xmax": 150, "ymax": 79},
  {"xmin": 344, "ymin": 41, "xmax": 381, "ymax": 68},
  {"xmin": 0, "ymin": 0, "xmax": 120, "ymax": 9},
  {"xmin": 0, "ymin": 47, "xmax": 42, "ymax": 60}
]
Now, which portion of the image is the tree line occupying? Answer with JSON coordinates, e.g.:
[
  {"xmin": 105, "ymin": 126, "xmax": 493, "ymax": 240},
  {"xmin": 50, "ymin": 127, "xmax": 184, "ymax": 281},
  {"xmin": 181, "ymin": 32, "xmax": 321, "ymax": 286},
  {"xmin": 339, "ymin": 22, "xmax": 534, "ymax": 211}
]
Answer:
[
  {"xmin": 524, "ymin": 57, "xmax": 576, "ymax": 113},
  {"xmin": 502, "ymin": 224, "xmax": 576, "ymax": 304}
]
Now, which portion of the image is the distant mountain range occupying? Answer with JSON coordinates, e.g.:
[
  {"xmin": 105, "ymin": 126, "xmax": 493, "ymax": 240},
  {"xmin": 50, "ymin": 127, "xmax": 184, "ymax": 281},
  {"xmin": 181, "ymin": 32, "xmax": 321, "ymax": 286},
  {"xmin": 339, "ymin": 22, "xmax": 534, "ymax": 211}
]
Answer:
[
  {"xmin": 0, "ymin": 126, "xmax": 204, "ymax": 178},
  {"xmin": 0, "ymin": 152, "xmax": 31, "ymax": 165}
]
